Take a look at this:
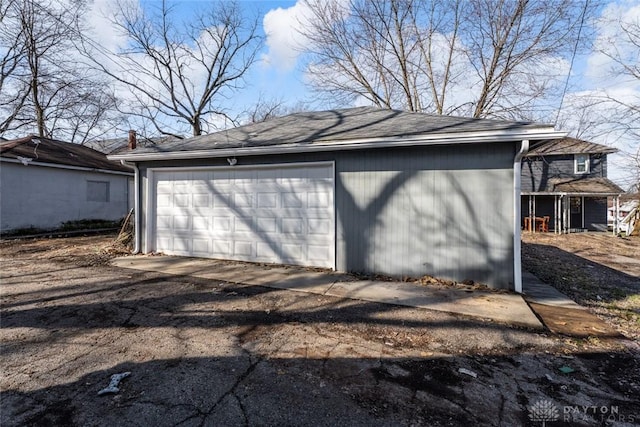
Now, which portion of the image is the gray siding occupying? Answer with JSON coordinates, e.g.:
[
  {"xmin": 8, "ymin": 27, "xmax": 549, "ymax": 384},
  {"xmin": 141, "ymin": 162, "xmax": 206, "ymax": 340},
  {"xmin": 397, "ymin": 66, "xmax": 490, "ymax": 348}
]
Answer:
[
  {"xmin": 137, "ymin": 142, "xmax": 517, "ymax": 289},
  {"xmin": 521, "ymin": 154, "xmax": 608, "ymax": 193},
  {"xmin": 0, "ymin": 162, "xmax": 130, "ymax": 231}
]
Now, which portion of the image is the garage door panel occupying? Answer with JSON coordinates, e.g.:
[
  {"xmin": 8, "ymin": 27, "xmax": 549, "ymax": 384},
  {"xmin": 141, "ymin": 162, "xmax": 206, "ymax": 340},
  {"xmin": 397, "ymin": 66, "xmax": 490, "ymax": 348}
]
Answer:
[
  {"xmin": 157, "ymin": 194, "xmax": 171, "ymax": 207},
  {"xmin": 256, "ymin": 217, "xmax": 277, "ymax": 233},
  {"xmin": 192, "ymin": 239, "xmax": 209, "ymax": 254},
  {"xmin": 233, "ymin": 193, "xmax": 252, "ymax": 208},
  {"xmin": 192, "ymin": 216, "xmax": 209, "ymax": 230},
  {"xmin": 308, "ymin": 245, "xmax": 330, "ymax": 261},
  {"xmin": 234, "ymin": 217, "xmax": 253, "ymax": 232},
  {"xmin": 281, "ymin": 218, "xmax": 303, "ymax": 234},
  {"xmin": 256, "ymin": 242, "xmax": 277, "ymax": 259},
  {"xmin": 213, "ymin": 216, "xmax": 232, "ymax": 231},
  {"xmin": 234, "ymin": 241, "xmax": 253, "ymax": 256},
  {"xmin": 173, "ymin": 194, "xmax": 189, "ymax": 207},
  {"xmin": 308, "ymin": 192, "xmax": 331, "ymax": 208},
  {"xmin": 212, "ymin": 240, "xmax": 231, "ymax": 255},
  {"xmin": 281, "ymin": 192, "xmax": 304, "ymax": 208},
  {"xmin": 154, "ymin": 164, "xmax": 334, "ymax": 268},
  {"xmin": 193, "ymin": 194, "xmax": 210, "ymax": 207},
  {"xmin": 157, "ymin": 215, "xmax": 172, "ymax": 230},
  {"xmin": 257, "ymin": 193, "xmax": 277, "ymax": 208},
  {"xmin": 212, "ymin": 194, "xmax": 232, "ymax": 208},
  {"xmin": 173, "ymin": 216, "xmax": 190, "ymax": 230},
  {"xmin": 308, "ymin": 218, "xmax": 331, "ymax": 235},
  {"xmin": 173, "ymin": 238, "xmax": 190, "ymax": 252}
]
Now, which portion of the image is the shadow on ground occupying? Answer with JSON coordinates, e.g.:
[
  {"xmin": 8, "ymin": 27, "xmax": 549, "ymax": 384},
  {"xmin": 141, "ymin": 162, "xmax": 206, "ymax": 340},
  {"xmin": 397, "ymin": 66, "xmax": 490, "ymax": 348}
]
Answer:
[{"xmin": 2, "ymin": 261, "xmax": 639, "ymax": 426}]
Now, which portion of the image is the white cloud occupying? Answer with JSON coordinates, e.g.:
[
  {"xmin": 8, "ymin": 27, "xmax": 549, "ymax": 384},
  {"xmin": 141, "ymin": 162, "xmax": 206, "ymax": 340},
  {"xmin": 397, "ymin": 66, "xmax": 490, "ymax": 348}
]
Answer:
[
  {"xmin": 261, "ymin": 2, "xmax": 313, "ymax": 71},
  {"xmin": 261, "ymin": 0, "xmax": 351, "ymax": 71},
  {"xmin": 85, "ymin": 0, "xmax": 132, "ymax": 53}
]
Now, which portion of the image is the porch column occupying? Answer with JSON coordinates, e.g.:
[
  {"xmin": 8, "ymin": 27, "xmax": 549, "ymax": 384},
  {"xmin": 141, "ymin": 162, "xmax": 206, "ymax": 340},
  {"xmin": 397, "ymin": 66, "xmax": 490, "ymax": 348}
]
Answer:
[
  {"xmin": 567, "ymin": 196, "xmax": 572, "ymax": 233},
  {"xmin": 528, "ymin": 195, "xmax": 533, "ymax": 232},
  {"xmin": 533, "ymin": 195, "xmax": 537, "ymax": 233},
  {"xmin": 613, "ymin": 196, "xmax": 620, "ymax": 236},
  {"xmin": 553, "ymin": 194, "xmax": 560, "ymax": 234},
  {"xmin": 582, "ymin": 196, "xmax": 585, "ymax": 229}
]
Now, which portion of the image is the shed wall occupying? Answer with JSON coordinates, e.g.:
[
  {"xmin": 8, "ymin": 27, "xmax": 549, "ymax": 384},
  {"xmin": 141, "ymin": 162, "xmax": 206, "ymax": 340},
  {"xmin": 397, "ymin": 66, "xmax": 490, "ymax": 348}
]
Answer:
[
  {"xmin": 0, "ymin": 162, "xmax": 130, "ymax": 231},
  {"xmin": 138, "ymin": 142, "xmax": 516, "ymax": 289}
]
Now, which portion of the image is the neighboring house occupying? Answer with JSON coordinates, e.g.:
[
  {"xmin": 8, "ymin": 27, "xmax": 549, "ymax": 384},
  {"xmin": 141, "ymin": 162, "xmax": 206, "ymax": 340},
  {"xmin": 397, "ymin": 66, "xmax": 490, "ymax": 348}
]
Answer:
[
  {"xmin": 0, "ymin": 135, "xmax": 133, "ymax": 231},
  {"xmin": 521, "ymin": 137, "xmax": 623, "ymax": 233},
  {"xmin": 109, "ymin": 107, "xmax": 565, "ymax": 291},
  {"xmin": 608, "ymin": 197, "xmax": 639, "ymax": 235}
]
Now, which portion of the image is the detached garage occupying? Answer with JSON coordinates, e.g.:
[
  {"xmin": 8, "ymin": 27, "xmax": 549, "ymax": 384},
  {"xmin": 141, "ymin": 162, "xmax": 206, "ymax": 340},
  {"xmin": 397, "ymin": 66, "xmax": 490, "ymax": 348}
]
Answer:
[{"xmin": 110, "ymin": 107, "xmax": 565, "ymax": 291}]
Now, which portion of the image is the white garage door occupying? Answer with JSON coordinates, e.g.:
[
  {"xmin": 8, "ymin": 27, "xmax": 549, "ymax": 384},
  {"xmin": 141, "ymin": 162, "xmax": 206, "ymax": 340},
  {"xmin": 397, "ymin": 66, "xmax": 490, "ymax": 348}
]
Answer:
[{"xmin": 152, "ymin": 163, "xmax": 335, "ymax": 268}]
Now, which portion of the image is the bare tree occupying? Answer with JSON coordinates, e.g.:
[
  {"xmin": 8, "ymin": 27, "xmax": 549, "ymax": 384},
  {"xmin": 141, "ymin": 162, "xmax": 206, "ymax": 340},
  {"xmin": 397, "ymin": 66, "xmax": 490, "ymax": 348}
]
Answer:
[
  {"xmin": 0, "ymin": 0, "xmax": 30, "ymax": 134},
  {"xmin": 0, "ymin": 0, "xmax": 119, "ymax": 141},
  {"xmin": 585, "ymin": 14, "xmax": 640, "ymax": 192},
  {"xmin": 300, "ymin": 0, "xmax": 595, "ymax": 120},
  {"xmin": 300, "ymin": 0, "xmax": 423, "ymax": 110},
  {"xmin": 598, "ymin": 16, "xmax": 640, "ymax": 136},
  {"xmin": 82, "ymin": 0, "xmax": 262, "ymax": 138},
  {"xmin": 242, "ymin": 95, "xmax": 310, "ymax": 124},
  {"xmin": 463, "ymin": 0, "xmax": 594, "ymax": 119}
]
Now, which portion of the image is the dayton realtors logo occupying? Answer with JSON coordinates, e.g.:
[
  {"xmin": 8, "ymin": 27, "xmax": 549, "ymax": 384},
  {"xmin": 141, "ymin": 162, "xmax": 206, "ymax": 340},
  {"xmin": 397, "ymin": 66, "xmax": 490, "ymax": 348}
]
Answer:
[
  {"xmin": 528, "ymin": 400, "xmax": 560, "ymax": 426},
  {"xmin": 528, "ymin": 400, "xmax": 637, "ymax": 425}
]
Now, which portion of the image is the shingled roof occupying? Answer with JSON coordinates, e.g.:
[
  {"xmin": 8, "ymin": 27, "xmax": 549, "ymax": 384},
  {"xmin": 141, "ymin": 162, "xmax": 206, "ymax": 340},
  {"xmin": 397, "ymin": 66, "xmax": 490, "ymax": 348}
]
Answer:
[
  {"xmin": 0, "ymin": 136, "xmax": 132, "ymax": 173},
  {"xmin": 109, "ymin": 107, "xmax": 562, "ymax": 160},
  {"xmin": 527, "ymin": 137, "xmax": 617, "ymax": 156},
  {"xmin": 524, "ymin": 177, "xmax": 624, "ymax": 195}
]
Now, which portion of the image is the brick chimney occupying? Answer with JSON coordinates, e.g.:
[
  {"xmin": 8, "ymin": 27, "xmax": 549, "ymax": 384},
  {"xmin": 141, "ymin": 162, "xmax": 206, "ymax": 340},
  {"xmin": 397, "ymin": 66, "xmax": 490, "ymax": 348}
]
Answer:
[{"xmin": 128, "ymin": 130, "xmax": 137, "ymax": 150}]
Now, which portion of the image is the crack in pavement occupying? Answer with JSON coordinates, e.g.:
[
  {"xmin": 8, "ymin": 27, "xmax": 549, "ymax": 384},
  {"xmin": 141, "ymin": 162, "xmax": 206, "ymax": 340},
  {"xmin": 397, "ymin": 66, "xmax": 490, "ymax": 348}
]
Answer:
[{"xmin": 199, "ymin": 354, "xmax": 262, "ymax": 427}]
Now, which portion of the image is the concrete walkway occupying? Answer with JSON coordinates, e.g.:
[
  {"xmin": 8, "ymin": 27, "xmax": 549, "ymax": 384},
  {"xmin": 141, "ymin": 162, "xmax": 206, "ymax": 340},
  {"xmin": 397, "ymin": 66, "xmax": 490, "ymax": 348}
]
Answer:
[
  {"xmin": 522, "ymin": 270, "xmax": 623, "ymax": 338},
  {"xmin": 521, "ymin": 271, "xmax": 584, "ymax": 309},
  {"xmin": 112, "ymin": 255, "xmax": 543, "ymax": 329}
]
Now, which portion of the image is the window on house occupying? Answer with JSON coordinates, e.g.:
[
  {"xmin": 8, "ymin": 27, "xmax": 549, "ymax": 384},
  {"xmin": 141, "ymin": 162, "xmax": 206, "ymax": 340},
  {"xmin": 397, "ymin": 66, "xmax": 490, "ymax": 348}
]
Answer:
[
  {"xmin": 87, "ymin": 180, "xmax": 110, "ymax": 202},
  {"xmin": 574, "ymin": 154, "xmax": 590, "ymax": 174}
]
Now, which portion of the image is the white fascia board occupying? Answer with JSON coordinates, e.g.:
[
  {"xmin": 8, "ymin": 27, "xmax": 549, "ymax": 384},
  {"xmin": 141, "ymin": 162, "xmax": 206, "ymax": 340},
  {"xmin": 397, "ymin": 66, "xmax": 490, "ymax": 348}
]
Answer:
[
  {"xmin": 0, "ymin": 157, "xmax": 134, "ymax": 176},
  {"xmin": 108, "ymin": 128, "xmax": 568, "ymax": 162}
]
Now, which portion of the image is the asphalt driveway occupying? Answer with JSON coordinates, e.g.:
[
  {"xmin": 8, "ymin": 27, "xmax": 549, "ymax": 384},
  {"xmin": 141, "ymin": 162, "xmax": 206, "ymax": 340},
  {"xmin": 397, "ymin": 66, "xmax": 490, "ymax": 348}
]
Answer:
[{"xmin": 1, "ymin": 236, "xmax": 638, "ymax": 426}]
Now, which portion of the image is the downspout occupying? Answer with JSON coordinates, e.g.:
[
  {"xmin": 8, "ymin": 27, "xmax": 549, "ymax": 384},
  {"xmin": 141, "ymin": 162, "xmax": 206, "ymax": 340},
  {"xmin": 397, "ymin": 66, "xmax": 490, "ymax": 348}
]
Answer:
[
  {"xmin": 513, "ymin": 140, "xmax": 529, "ymax": 293},
  {"xmin": 120, "ymin": 160, "xmax": 140, "ymax": 254}
]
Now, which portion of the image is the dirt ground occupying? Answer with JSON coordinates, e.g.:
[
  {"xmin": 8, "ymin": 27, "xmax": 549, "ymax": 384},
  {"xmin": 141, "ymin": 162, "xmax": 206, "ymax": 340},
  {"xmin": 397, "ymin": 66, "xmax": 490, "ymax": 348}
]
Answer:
[{"xmin": 1, "ymin": 235, "xmax": 639, "ymax": 426}]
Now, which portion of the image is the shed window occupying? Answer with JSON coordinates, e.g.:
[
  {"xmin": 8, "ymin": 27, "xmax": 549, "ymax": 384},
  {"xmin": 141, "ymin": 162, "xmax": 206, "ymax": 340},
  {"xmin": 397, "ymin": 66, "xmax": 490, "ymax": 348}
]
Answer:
[
  {"xmin": 87, "ymin": 180, "xmax": 110, "ymax": 202},
  {"xmin": 574, "ymin": 154, "xmax": 590, "ymax": 174}
]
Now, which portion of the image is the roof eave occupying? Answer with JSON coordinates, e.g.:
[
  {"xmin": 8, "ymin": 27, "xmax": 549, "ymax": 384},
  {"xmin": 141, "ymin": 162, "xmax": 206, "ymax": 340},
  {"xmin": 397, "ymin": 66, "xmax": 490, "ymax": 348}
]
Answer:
[
  {"xmin": 108, "ymin": 128, "xmax": 567, "ymax": 162},
  {"xmin": 0, "ymin": 157, "xmax": 134, "ymax": 176}
]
